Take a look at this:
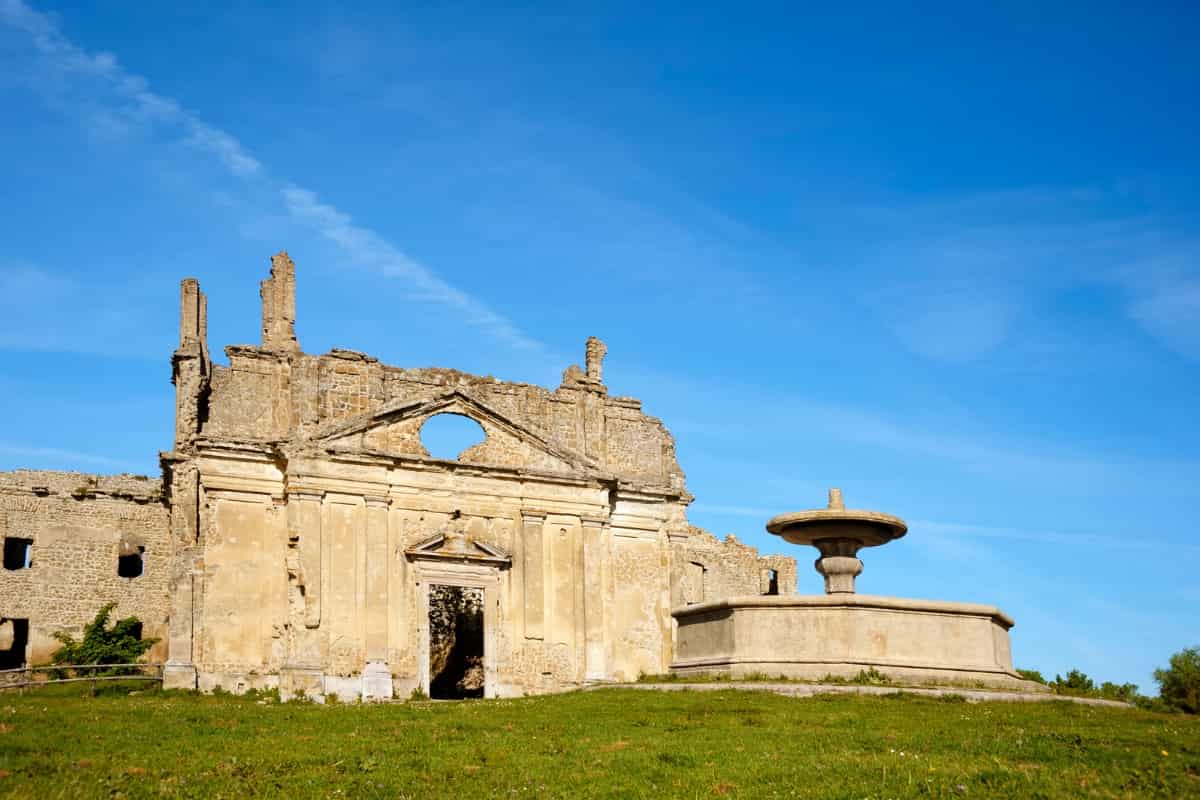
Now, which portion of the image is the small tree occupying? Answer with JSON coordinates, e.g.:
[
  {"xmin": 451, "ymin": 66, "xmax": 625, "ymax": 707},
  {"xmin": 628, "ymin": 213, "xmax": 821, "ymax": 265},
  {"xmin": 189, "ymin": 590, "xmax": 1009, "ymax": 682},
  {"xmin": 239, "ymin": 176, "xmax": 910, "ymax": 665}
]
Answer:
[
  {"xmin": 1154, "ymin": 646, "xmax": 1200, "ymax": 715},
  {"xmin": 1098, "ymin": 681, "xmax": 1139, "ymax": 702},
  {"xmin": 1051, "ymin": 669, "xmax": 1095, "ymax": 695},
  {"xmin": 1017, "ymin": 668, "xmax": 1047, "ymax": 685},
  {"xmin": 50, "ymin": 603, "xmax": 159, "ymax": 676}
]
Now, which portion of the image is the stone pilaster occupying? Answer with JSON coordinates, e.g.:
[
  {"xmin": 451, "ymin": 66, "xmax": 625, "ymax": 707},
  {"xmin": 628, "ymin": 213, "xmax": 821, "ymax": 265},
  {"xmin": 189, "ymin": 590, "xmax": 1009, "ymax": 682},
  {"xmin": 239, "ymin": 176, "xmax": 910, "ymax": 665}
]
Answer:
[
  {"xmin": 522, "ymin": 512, "xmax": 546, "ymax": 640},
  {"xmin": 582, "ymin": 516, "xmax": 607, "ymax": 681},
  {"xmin": 287, "ymin": 491, "xmax": 324, "ymax": 629},
  {"xmin": 362, "ymin": 496, "xmax": 391, "ymax": 700},
  {"xmin": 163, "ymin": 460, "xmax": 200, "ymax": 689}
]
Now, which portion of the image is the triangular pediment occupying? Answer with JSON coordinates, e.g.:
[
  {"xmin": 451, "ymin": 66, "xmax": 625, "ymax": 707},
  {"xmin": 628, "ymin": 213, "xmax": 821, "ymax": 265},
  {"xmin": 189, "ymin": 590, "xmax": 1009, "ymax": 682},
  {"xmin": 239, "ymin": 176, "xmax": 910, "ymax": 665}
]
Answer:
[
  {"xmin": 311, "ymin": 389, "xmax": 592, "ymax": 475},
  {"xmin": 406, "ymin": 532, "xmax": 511, "ymax": 566}
]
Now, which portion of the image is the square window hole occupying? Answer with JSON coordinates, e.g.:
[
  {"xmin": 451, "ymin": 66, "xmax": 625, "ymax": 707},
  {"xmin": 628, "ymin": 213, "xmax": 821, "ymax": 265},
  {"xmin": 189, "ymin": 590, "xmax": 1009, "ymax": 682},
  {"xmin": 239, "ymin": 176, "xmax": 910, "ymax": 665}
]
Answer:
[{"xmin": 2, "ymin": 538, "xmax": 32, "ymax": 570}]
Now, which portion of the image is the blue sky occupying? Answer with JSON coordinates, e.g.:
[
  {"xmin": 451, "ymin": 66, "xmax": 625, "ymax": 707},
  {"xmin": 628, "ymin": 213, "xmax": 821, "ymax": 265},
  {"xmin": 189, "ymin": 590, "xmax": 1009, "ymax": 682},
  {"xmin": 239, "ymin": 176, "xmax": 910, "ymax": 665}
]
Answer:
[{"xmin": 1, "ymin": 1, "xmax": 1197, "ymax": 690}]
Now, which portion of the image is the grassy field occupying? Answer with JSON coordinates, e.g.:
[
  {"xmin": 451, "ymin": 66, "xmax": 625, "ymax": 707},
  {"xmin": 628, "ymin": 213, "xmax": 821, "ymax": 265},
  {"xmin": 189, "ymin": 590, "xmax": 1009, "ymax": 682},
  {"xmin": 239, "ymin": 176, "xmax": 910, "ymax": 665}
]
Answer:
[{"xmin": 0, "ymin": 686, "xmax": 1196, "ymax": 799}]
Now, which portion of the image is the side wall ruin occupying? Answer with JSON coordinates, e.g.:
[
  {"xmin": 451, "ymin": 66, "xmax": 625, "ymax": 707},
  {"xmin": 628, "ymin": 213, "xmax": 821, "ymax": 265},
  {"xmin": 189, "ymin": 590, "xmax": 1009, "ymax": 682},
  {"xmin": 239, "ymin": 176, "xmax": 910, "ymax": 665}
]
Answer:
[{"xmin": 0, "ymin": 470, "xmax": 170, "ymax": 667}]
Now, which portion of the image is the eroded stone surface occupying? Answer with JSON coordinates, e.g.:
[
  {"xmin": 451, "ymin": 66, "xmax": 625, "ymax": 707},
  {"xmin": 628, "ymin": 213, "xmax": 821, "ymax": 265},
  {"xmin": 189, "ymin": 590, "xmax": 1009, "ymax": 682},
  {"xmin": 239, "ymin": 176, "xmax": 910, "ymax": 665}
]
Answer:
[{"xmin": 0, "ymin": 471, "xmax": 169, "ymax": 665}]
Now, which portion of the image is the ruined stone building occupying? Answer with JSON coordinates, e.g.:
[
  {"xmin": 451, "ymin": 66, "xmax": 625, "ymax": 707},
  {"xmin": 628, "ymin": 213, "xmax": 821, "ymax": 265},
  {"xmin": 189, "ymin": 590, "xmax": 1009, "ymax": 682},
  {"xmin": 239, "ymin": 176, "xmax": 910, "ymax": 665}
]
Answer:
[{"xmin": 0, "ymin": 253, "xmax": 795, "ymax": 699}]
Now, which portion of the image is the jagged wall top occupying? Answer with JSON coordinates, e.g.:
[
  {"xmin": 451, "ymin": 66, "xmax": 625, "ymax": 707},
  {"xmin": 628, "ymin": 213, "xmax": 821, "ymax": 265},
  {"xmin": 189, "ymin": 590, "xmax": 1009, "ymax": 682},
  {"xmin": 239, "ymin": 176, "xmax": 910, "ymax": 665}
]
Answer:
[{"xmin": 172, "ymin": 253, "xmax": 687, "ymax": 495}]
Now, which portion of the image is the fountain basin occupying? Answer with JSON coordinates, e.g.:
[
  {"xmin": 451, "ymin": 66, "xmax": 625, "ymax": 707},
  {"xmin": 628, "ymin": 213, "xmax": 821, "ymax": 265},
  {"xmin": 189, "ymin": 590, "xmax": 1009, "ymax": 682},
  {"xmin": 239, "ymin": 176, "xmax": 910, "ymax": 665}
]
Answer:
[
  {"xmin": 671, "ymin": 594, "xmax": 1043, "ymax": 690},
  {"xmin": 766, "ymin": 508, "xmax": 906, "ymax": 548}
]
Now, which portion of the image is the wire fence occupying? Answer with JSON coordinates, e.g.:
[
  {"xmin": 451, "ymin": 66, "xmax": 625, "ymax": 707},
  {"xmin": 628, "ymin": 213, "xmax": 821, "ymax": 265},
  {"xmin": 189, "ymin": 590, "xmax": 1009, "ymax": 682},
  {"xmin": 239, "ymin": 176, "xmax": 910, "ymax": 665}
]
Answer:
[{"xmin": 0, "ymin": 663, "xmax": 163, "ymax": 693}]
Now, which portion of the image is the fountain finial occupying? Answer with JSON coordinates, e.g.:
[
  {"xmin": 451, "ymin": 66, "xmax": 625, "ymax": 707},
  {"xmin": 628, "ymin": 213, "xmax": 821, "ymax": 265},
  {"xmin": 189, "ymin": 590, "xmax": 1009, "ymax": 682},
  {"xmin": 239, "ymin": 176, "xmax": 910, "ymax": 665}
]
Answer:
[{"xmin": 828, "ymin": 488, "xmax": 844, "ymax": 510}]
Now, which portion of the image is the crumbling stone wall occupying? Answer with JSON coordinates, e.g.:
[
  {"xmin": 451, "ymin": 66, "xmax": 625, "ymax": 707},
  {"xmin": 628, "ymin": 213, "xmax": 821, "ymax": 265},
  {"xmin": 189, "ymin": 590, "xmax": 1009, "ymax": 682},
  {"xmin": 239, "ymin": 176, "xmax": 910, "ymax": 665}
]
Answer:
[
  {"xmin": 203, "ymin": 349, "xmax": 686, "ymax": 493},
  {"xmin": 194, "ymin": 256, "xmax": 685, "ymax": 494},
  {"xmin": 673, "ymin": 526, "xmax": 798, "ymax": 607},
  {"xmin": 160, "ymin": 251, "xmax": 796, "ymax": 698},
  {"xmin": 0, "ymin": 470, "xmax": 170, "ymax": 665}
]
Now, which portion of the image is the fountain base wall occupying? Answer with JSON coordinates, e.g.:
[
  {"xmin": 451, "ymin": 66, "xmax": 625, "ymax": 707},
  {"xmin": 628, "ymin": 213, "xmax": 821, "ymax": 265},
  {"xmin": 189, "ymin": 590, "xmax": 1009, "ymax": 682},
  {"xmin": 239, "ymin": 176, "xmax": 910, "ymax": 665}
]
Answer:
[{"xmin": 671, "ymin": 594, "xmax": 1046, "ymax": 691}]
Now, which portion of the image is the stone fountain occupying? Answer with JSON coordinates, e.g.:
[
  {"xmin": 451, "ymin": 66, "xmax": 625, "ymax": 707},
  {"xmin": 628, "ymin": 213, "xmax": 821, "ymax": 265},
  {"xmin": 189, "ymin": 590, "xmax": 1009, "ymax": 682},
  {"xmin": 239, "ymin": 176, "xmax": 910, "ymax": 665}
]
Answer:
[
  {"xmin": 766, "ymin": 488, "xmax": 906, "ymax": 594},
  {"xmin": 670, "ymin": 488, "xmax": 1044, "ymax": 691}
]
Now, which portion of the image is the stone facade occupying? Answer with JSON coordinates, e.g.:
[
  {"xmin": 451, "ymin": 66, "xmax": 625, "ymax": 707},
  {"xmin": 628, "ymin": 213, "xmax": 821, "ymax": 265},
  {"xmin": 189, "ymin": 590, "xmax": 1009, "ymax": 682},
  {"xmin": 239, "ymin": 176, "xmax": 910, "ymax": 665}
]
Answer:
[{"xmin": 0, "ymin": 252, "xmax": 793, "ymax": 698}]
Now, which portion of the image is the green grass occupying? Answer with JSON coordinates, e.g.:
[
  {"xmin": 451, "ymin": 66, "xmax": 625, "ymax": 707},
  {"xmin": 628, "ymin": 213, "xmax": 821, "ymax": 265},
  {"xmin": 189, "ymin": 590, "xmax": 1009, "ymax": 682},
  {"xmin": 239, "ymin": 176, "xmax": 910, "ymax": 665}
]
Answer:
[{"xmin": 0, "ymin": 686, "xmax": 1197, "ymax": 798}]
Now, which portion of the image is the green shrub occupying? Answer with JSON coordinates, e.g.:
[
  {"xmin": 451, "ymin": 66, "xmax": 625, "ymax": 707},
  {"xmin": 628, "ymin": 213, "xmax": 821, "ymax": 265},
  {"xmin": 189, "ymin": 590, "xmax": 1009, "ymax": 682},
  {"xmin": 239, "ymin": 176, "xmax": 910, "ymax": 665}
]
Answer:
[
  {"xmin": 49, "ymin": 603, "xmax": 159, "ymax": 677},
  {"xmin": 1046, "ymin": 670, "xmax": 1144, "ymax": 704},
  {"xmin": 1051, "ymin": 669, "xmax": 1095, "ymax": 695},
  {"xmin": 1131, "ymin": 693, "xmax": 1172, "ymax": 713},
  {"xmin": 1098, "ymin": 681, "xmax": 1139, "ymax": 702},
  {"xmin": 851, "ymin": 668, "xmax": 890, "ymax": 686},
  {"xmin": 409, "ymin": 686, "xmax": 429, "ymax": 701},
  {"xmin": 1017, "ymin": 668, "xmax": 1046, "ymax": 684},
  {"xmin": 245, "ymin": 687, "xmax": 281, "ymax": 703},
  {"xmin": 1154, "ymin": 645, "xmax": 1200, "ymax": 714}
]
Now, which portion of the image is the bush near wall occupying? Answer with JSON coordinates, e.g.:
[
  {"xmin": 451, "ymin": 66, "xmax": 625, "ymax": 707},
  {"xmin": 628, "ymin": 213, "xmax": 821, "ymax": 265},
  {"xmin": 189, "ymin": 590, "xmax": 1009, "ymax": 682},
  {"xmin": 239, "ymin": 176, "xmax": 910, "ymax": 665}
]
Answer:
[{"xmin": 49, "ymin": 603, "xmax": 159, "ymax": 676}]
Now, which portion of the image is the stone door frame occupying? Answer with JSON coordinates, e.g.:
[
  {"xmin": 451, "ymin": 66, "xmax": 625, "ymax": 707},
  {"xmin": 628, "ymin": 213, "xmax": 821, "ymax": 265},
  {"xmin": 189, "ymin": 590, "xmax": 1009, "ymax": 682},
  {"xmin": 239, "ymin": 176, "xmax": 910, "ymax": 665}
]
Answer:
[{"xmin": 411, "ymin": 560, "xmax": 501, "ymax": 699}]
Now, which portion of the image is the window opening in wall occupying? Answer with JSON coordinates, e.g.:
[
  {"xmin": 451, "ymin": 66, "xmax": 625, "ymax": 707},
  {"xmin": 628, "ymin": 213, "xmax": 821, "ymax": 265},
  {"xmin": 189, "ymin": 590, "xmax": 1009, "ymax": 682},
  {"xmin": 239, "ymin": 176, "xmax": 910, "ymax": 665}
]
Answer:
[
  {"xmin": 0, "ymin": 618, "xmax": 29, "ymax": 669},
  {"xmin": 419, "ymin": 413, "xmax": 487, "ymax": 461},
  {"xmin": 765, "ymin": 568, "xmax": 779, "ymax": 595},
  {"xmin": 2, "ymin": 537, "xmax": 32, "ymax": 570},
  {"xmin": 118, "ymin": 545, "xmax": 145, "ymax": 579},
  {"xmin": 428, "ymin": 584, "xmax": 484, "ymax": 699}
]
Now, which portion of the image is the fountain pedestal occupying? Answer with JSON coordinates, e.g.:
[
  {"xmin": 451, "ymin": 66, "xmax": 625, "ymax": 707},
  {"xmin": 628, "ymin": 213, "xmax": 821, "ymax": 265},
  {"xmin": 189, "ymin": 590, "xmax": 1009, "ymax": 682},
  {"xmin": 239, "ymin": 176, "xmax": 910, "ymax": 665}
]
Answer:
[{"xmin": 766, "ymin": 488, "xmax": 906, "ymax": 595}]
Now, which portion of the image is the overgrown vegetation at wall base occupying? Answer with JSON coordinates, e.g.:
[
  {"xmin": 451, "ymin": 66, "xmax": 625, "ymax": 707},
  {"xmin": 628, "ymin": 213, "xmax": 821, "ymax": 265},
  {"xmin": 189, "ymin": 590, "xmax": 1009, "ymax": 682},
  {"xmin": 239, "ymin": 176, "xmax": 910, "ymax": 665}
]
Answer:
[
  {"xmin": 0, "ymin": 688, "xmax": 1197, "ymax": 798},
  {"xmin": 49, "ymin": 604, "xmax": 157, "ymax": 676}
]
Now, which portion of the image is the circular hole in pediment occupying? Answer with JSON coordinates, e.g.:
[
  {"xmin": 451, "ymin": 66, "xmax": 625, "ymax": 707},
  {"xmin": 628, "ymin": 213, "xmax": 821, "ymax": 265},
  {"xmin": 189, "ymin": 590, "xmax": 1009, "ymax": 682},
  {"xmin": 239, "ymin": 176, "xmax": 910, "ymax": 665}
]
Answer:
[{"xmin": 420, "ymin": 413, "xmax": 487, "ymax": 461}]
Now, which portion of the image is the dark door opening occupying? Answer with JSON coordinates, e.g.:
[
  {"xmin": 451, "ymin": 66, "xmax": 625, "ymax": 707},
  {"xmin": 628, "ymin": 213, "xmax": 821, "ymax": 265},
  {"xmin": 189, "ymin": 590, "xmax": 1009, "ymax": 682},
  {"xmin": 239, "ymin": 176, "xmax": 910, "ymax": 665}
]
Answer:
[
  {"xmin": 428, "ymin": 584, "xmax": 484, "ymax": 699},
  {"xmin": 0, "ymin": 618, "xmax": 29, "ymax": 669},
  {"xmin": 765, "ymin": 568, "xmax": 779, "ymax": 595}
]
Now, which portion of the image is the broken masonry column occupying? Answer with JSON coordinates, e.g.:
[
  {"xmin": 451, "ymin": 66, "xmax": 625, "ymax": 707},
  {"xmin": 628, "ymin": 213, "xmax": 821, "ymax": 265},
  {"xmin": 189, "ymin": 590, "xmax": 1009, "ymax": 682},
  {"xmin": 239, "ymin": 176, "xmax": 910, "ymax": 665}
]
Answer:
[
  {"xmin": 172, "ymin": 279, "xmax": 210, "ymax": 451},
  {"xmin": 581, "ymin": 336, "xmax": 608, "ymax": 465},
  {"xmin": 585, "ymin": 336, "xmax": 607, "ymax": 383},
  {"xmin": 261, "ymin": 251, "xmax": 301, "ymax": 353}
]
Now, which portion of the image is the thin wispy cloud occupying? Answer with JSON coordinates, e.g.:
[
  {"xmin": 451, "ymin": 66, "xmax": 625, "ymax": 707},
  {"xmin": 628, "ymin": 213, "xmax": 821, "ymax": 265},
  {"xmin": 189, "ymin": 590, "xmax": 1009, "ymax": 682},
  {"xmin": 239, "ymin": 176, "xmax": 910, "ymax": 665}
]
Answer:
[
  {"xmin": 0, "ymin": 264, "xmax": 165, "ymax": 358},
  {"xmin": 282, "ymin": 186, "xmax": 541, "ymax": 350},
  {"xmin": 852, "ymin": 192, "xmax": 1200, "ymax": 362},
  {"xmin": 1122, "ymin": 249, "xmax": 1200, "ymax": 359},
  {"xmin": 0, "ymin": 442, "xmax": 140, "ymax": 471},
  {"xmin": 912, "ymin": 518, "xmax": 1200, "ymax": 555},
  {"xmin": 0, "ymin": 0, "xmax": 537, "ymax": 351},
  {"xmin": 666, "ymin": 371, "xmax": 1178, "ymax": 487}
]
